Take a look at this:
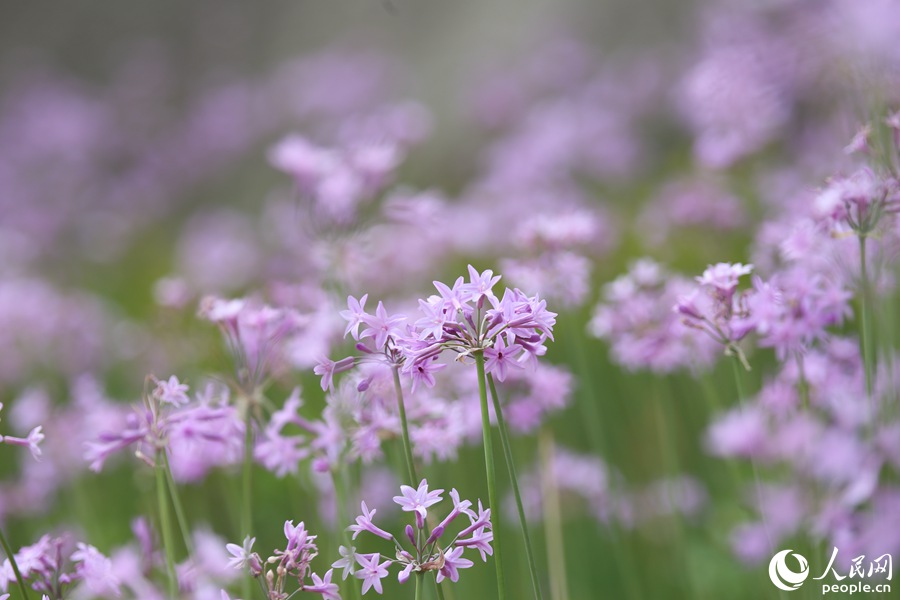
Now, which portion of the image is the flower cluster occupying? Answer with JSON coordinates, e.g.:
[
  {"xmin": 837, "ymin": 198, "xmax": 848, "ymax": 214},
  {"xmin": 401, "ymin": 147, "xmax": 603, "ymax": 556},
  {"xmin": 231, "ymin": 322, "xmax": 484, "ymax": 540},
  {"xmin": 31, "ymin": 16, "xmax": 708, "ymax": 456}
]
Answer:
[
  {"xmin": 0, "ymin": 535, "xmax": 119, "ymax": 598},
  {"xmin": 589, "ymin": 259, "xmax": 718, "ymax": 373},
  {"xmin": 226, "ymin": 521, "xmax": 339, "ymax": 600},
  {"xmin": 316, "ymin": 266, "xmax": 556, "ymax": 392},
  {"xmin": 674, "ymin": 262, "xmax": 755, "ymax": 367},
  {"xmin": 199, "ymin": 297, "xmax": 302, "ymax": 392},
  {"xmin": 336, "ymin": 480, "xmax": 491, "ymax": 593},
  {"xmin": 404, "ymin": 266, "xmax": 557, "ymax": 383},
  {"xmin": 85, "ymin": 376, "xmax": 243, "ymax": 481}
]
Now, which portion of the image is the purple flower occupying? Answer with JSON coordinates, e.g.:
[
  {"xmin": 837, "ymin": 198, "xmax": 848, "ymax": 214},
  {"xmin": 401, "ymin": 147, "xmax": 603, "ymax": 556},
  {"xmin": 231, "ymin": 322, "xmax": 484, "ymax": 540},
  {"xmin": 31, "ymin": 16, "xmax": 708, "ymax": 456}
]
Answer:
[
  {"xmin": 314, "ymin": 356, "xmax": 355, "ymax": 392},
  {"xmin": 70, "ymin": 543, "xmax": 120, "ymax": 597},
  {"xmin": 414, "ymin": 298, "xmax": 447, "ymax": 341},
  {"xmin": 695, "ymin": 263, "xmax": 753, "ymax": 296},
  {"xmin": 340, "ymin": 294, "xmax": 369, "ymax": 340},
  {"xmin": 153, "ymin": 375, "xmax": 190, "ymax": 407},
  {"xmin": 455, "ymin": 527, "xmax": 494, "ymax": 562},
  {"xmin": 483, "ymin": 336, "xmax": 524, "ymax": 382},
  {"xmin": 331, "ymin": 545, "xmax": 357, "ymax": 581},
  {"xmin": 1, "ymin": 425, "xmax": 45, "ymax": 460},
  {"xmin": 461, "ymin": 265, "xmax": 501, "ymax": 303},
  {"xmin": 436, "ymin": 546, "xmax": 474, "ymax": 583},
  {"xmin": 392, "ymin": 479, "xmax": 444, "ymax": 518},
  {"xmin": 405, "ymin": 358, "xmax": 447, "ymax": 393},
  {"xmin": 226, "ymin": 536, "xmax": 262, "ymax": 575},
  {"xmin": 354, "ymin": 553, "xmax": 390, "ymax": 595},
  {"xmin": 344, "ymin": 482, "xmax": 490, "ymax": 588},
  {"xmin": 349, "ymin": 502, "xmax": 394, "ymax": 541},
  {"xmin": 360, "ymin": 301, "xmax": 406, "ymax": 350},
  {"xmin": 304, "ymin": 568, "xmax": 341, "ymax": 600}
]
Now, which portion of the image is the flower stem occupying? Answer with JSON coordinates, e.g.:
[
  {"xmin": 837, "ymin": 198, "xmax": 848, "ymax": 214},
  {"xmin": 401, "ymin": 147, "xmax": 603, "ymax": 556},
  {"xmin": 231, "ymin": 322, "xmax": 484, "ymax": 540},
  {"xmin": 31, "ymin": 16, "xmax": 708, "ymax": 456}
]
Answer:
[
  {"xmin": 729, "ymin": 358, "xmax": 787, "ymax": 600},
  {"xmin": 475, "ymin": 353, "xmax": 505, "ymax": 600},
  {"xmin": 858, "ymin": 234, "xmax": 875, "ymax": 399},
  {"xmin": 563, "ymin": 320, "xmax": 642, "ymax": 600},
  {"xmin": 156, "ymin": 452, "xmax": 179, "ymax": 598},
  {"xmin": 0, "ymin": 526, "xmax": 29, "ymax": 600},
  {"xmin": 163, "ymin": 453, "xmax": 195, "ymax": 556},
  {"xmin": 487, "ymin": 373, "xmax": 544, "ymax": 600},
  {"xmin": 391, "ymin": 366, "xmax": 418, "ymax": 485},
  {"xmin": 331, "ymin": 468, "xmax": 362, "ymax": 600},
  {"xmin": 415, "ymin": 574, "xmax": 423, "ymax": 600},
  {"xmin": 538, "ymin": 428, "xmax": 568, "ymax": 600},
  {"xmin": 241, "ymin": 406, "xmax": 254, "ymax": 600},
  {"xmin": 434, "ymin": 574, "xmax": 447, "ymax": 600}
]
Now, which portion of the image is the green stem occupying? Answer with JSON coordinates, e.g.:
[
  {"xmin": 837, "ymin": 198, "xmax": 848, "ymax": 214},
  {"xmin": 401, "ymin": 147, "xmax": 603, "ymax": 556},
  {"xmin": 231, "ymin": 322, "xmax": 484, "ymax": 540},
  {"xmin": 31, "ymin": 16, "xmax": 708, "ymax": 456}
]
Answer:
[
  {"xmin": 391, "ymin": 366, "xmax": 419, "ymax": 486},
  {"xmin": 156, "ymin": 452, "xmax": 179, "ymax": 598},
  {"xmin": 564, "ymin": 321, "xmax": 642, "ymax": 600},
  {"xmin": 434, "ymin": 574, "xmax": 447, "ymax": 600},
  {"xmin": 332, "ymin": 468, "xmax": 362, "ymax": 600},
  {"xmin": 730, "ymin": 359, "xmax": 787, "ymax": 600},
  {"xmin": 538, "ymin": 428, "xmax": 568, "ymax": 600},
  {"xmin": 163, "ymin": 454, "xmax": 195, "ymax": 556},
  {"xmin": 389, "ymin": 369, "xmax": 448, "ymax": 599},
  {"xmin": 415, "ymin": 574, "xmax": 423, "ymax": 600},
  {"xmin": 0, "ymin": 526, "xmax": 29, "ymax": 600},
  {"xmin": 475, "ymin": 354, "xmax": 505, "ymax": 600},
  {"xmin": 242, "ymin": 406, "xmax": 254, "ymax": 600},
  {"xmin": 859, "ymin": 234, "xmax": 875, "ymax": 399},
  {"xmin": 487, "ymin": 373, "xmax": 543, "ymax": 600},
  {"xmin": 652, "ymin": 378, "xmax": 697, "ymax": 598}
]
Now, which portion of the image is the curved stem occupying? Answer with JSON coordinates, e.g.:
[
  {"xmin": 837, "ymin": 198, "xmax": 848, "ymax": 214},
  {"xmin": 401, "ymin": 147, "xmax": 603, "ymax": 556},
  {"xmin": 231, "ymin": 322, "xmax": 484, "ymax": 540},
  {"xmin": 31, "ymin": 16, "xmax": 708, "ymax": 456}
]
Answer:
[
  {"xmin": 0, "ymin": 527, "xmax": 30, "ymax": 600},
  {"xmin": 487, "ymin": 373, "xmax": 543, "ymax": 600},
  {"xmin": 156, "ymin": 452, "xmax": 179, "ymax": 598},
  {"xmin": 475, "ymin": 354, "xmax": 505, "ymax": 600},
  {"xmin": 391, "ymin": 366, "xmax": 418, "ymax": 486}
]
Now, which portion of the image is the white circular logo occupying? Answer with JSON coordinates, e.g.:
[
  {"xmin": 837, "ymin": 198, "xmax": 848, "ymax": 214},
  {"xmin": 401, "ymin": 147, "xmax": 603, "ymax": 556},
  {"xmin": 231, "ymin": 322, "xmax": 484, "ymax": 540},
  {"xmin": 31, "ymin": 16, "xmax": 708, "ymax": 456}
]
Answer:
[{"xmin": 768, "ymin": 549, "xmax": 810, "ymax": 591}]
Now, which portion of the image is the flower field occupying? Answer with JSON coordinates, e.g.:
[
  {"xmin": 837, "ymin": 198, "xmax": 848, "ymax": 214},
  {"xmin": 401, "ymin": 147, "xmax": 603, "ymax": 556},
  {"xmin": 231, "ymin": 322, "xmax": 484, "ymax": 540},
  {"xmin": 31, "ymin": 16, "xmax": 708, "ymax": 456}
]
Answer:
[{"xmin": 0, "ymin": 1, "xmax": 898, "ymax": 599}]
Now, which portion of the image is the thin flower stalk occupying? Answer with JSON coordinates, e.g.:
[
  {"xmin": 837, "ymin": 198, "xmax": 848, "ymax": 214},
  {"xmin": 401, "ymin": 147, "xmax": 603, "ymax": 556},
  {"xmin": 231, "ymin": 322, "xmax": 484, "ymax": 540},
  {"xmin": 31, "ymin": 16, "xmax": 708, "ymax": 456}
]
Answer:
[
  {"xmin": 163, "ymin": 452, "xmax": 195, "ymax": 556},
  {"xmin": 331, "ymin": 467, "xmax": 363, "ymax": 600},
  {"xmin": 155, "ymin": 450, "xmax": 179, "ymax": 598},
  {"xmin": 0, "ymin": 528, "xmax": 29, "ymax": 600},
  {"xmin": 391, "ymin": 365, "xmax": 418, "ymax": 485},
  {"xmin": 475, "ymin": 354, "xmax": 505, "ymax": 600},
  {"xmin": 858, "ymin": 235, "xmax": 875, "ymax": 400},
  {"xmin": 241, "ymin": 404, "xmax": 253, "ymax": 600},
  {"xmin": 486, "ymin": 373, "xmax": 543, "ymax": 600},
  {"xmin": 538, "ymin": 428, "xmax": 568, "ymax": 600}
]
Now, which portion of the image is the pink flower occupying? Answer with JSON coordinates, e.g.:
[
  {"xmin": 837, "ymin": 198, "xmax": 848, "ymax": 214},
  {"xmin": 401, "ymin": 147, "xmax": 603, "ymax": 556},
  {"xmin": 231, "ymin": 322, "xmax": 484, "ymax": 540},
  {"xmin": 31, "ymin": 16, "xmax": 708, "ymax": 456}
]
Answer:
[
  {"xmin": 305, "ymin": 568, "xmax": 340, "ymax": 600},
  {"xmin": 153, "ymin": 375, "xmax": 190, "ymax": 407},
  {"xmin": 349, "ymin": 502, "xmax": 393, "ymax": 541},
  {"xmin": 392, "ymin": 479, "xmax": 444, "ymax": 518},
  {"xmin": 339, "ymin": 294, "xmax": 369, "ymax": 340},
  {"xmin": 314, "ymin": 356, "xmax": 355, "ymax": 392},
  {"xmin": 70, "ymin": 543, "xmax": 120, "ymax": 596},
  {"xmin": 483, "ymin": 337, "xmax": 524, "ymax": 382},
  {"xmin": 360, "ymin": 301, "xmax": 406, "ymax": 350},
  {"xmin": 354, "ymin": 553, "xmax": 390, "ymax": 595},
  {"xmin": 2, "ymin": 425, "xmax": 45, "ymax": 460},
  {"xmin": 436, "ymin": 546, "xmax": 473, "ymax": 583}
]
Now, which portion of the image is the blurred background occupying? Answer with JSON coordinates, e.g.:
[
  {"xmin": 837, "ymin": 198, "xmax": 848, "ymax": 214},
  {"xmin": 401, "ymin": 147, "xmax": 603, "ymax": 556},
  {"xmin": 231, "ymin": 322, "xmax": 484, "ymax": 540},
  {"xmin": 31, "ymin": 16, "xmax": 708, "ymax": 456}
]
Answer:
[{"xmin": 1, "ymin": 0, "xmax": 899, "ymax": 599}]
